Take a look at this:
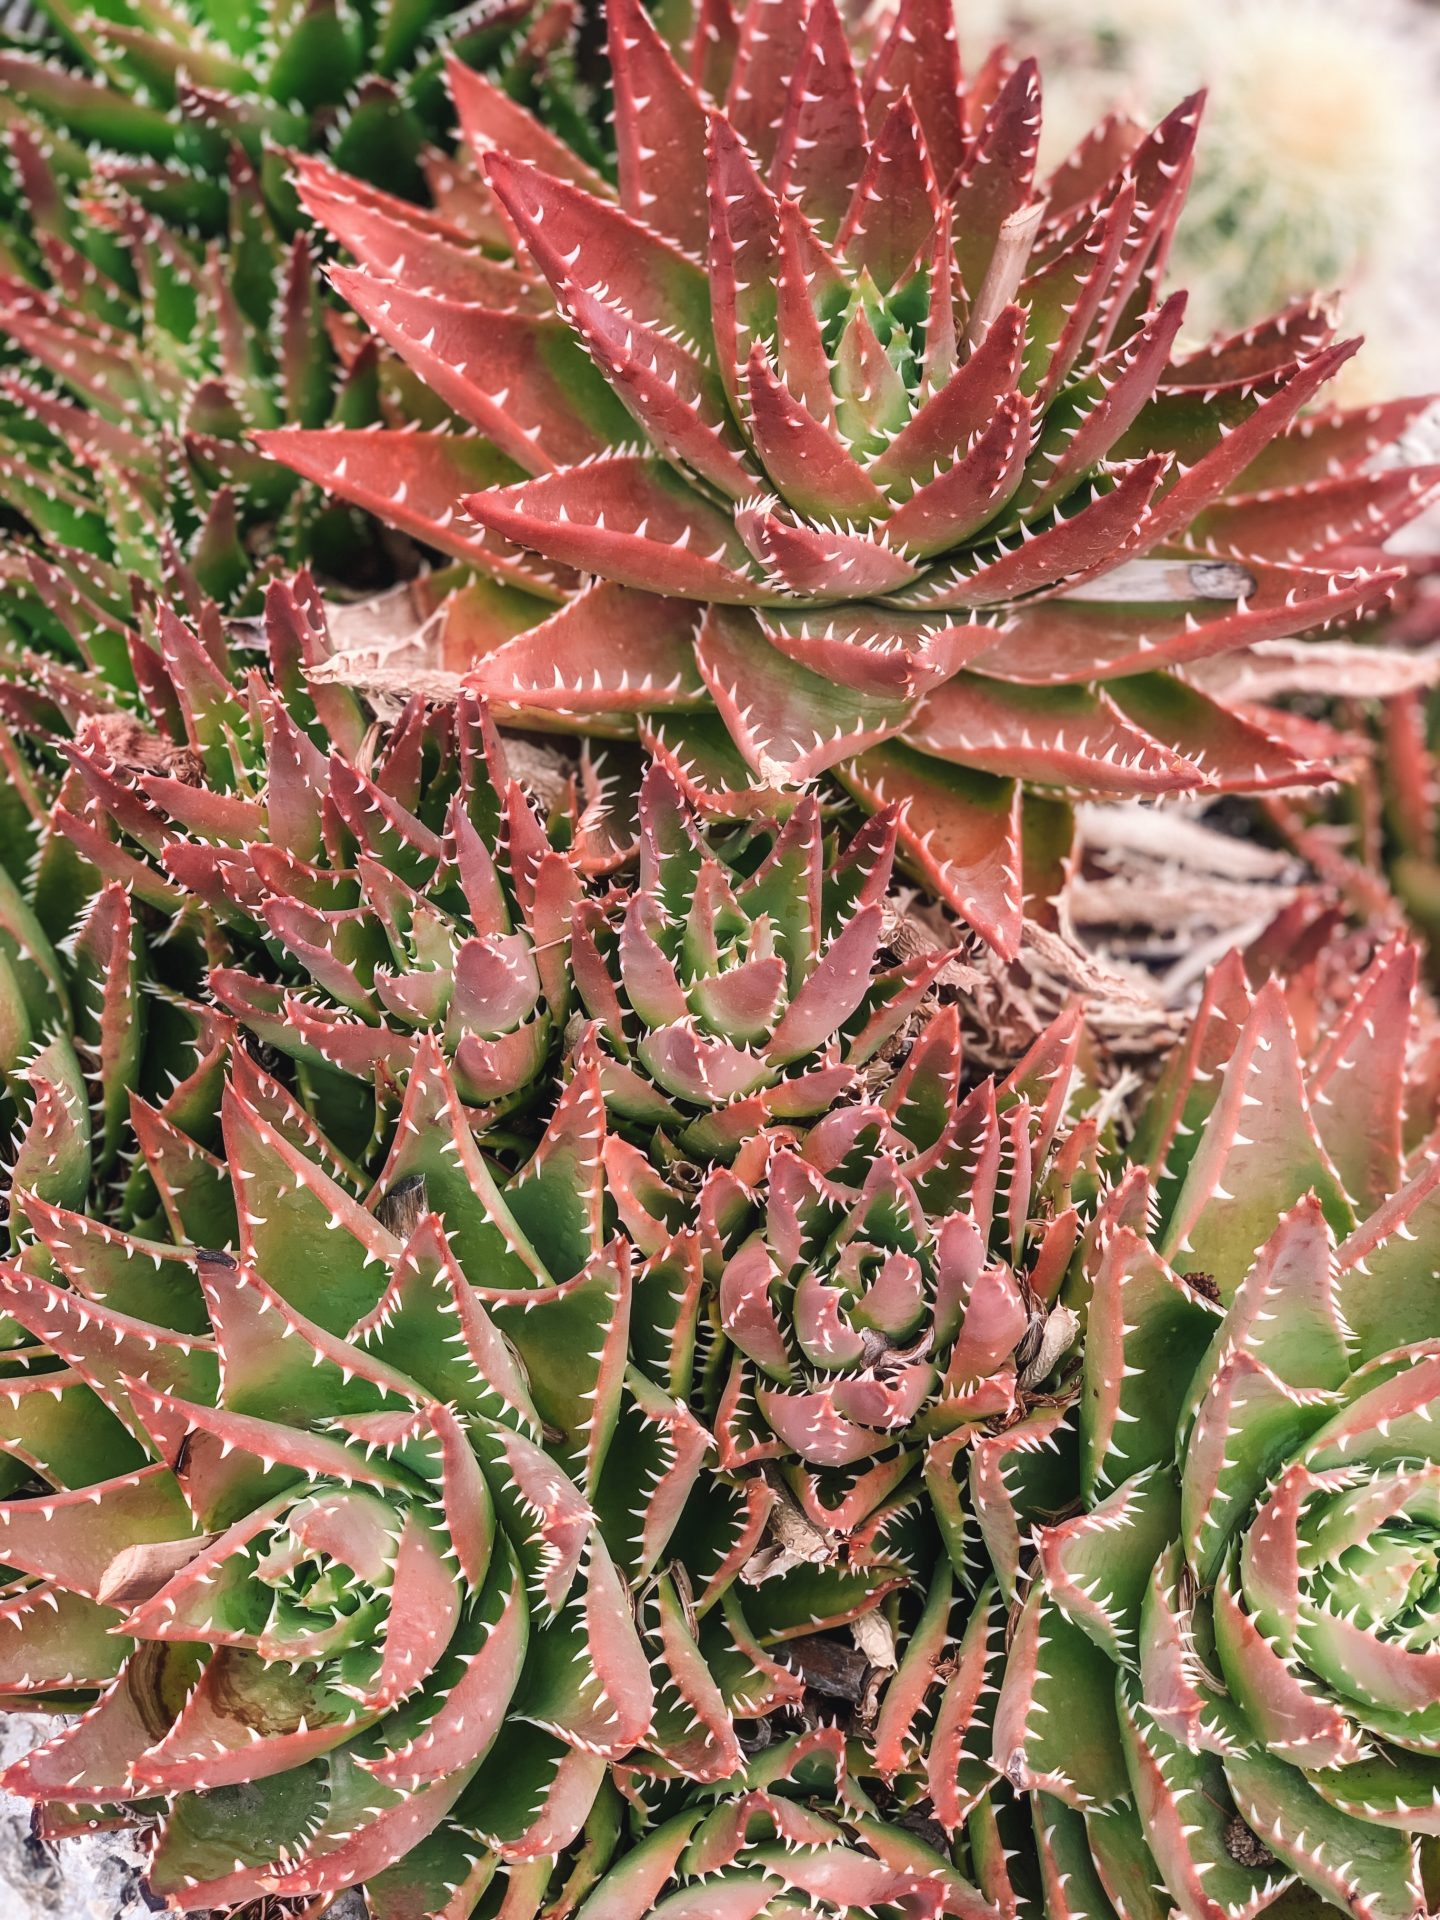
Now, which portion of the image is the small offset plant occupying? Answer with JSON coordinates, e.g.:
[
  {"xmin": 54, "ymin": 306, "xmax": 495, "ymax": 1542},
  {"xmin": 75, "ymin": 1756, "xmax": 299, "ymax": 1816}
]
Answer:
[
  {"xmin": 269, "ymin": 0, "xmax": 1437, "ymax": 954},
  {"xmin": 0, "ymin": 0, "xmax": 1431, "ymax": 1916}
]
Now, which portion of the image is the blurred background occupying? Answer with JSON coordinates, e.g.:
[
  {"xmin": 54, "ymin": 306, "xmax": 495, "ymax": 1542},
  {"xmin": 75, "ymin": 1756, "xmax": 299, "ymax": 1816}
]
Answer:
[{"xmin": 960, "ymin": 0, "xmax": 1440, "ymax": 404}]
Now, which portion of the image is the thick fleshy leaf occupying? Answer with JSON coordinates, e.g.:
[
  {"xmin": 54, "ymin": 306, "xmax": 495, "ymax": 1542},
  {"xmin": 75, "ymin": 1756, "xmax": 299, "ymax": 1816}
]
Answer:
[
  {"xmin": 993, "ymin": 1583, "xmax": 1130, "ymax": 1812},
  {"xmin": 1160, "ymin": 981, "xmax": 1352, "ymax": 1285},
  {"xmin": 609, "ymin": 0, "xmax": 712, "ymax": 255},
  {"xmin": 694, "ymin": 605, "xmax": 914, "ymax": 782},
  {"xmin": 463, "ymin": 457, "xmax": 764, "ymax": 601},
  {"xmin": 1223, "ymin": 1744, "xmax": 1424, "ymax": 1920},
  {"xmin": 1081, "ymin": 1226, "xmax": 1218, "ymax": 1500},
  {"xmin": 0, "ymin": 1467, "xmax": 196, "ymax": 1599},
  {"xmin": 907, "ymin": 675, "xmax": 1200, "ymax": 794},
  {"xmin": 840, "ymin": 743, "xmax": 1022, "ymax": 955}
]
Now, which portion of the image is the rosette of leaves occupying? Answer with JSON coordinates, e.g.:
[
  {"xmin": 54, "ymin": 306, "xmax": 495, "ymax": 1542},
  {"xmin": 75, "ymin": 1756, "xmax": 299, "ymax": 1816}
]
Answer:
[
  {"xmin": 569, "ymin": 758, "xmax": 961, "ymax": 1158},
  {"xmin": 60, "ymin": 571, "xmax": 592, "ymax": 1137},
  {"xmin": 563, "ymin": 1725, "xmax": 996, "ymax": 1920},
  {"xmin": 0, "ymin": 0, "xmax": 582, "ymax": 223},
  {"xmin": 265, "ymin": 0, "xmax": 1438, "ymax": 956},
  {"xmin": 0, "ymin": 1027, "xmax": 697, "ymax": 1914},
  {"xmin": 994, "ymin": 939, "xmax": 1440, "ymax": 1920},
  {"xmin": 602, "ymin": 996, "xmax": 1100, "ymax": 1892}
]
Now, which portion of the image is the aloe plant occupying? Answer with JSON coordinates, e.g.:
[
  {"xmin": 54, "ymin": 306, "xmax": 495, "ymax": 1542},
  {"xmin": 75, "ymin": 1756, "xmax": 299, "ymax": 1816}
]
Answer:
[
  {"xmin": 993, "ymin": 940, "xmax": 1440, "ymax": 1920},
  {"xmin": 0, "ymin": 0, "xmax": 586, "ymax": 712},
  {"xmin": 265, "ymin": 0, "xmax": 1438, "ymax": 954},
  {"xmin": 0, "ymin": 1034, "xmax": 661, "ymax": 1912}
]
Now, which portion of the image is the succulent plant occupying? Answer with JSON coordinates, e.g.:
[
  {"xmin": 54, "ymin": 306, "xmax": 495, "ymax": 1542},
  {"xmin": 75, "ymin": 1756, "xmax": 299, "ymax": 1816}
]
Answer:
[
  {"xmin": 993, "ymin": 938, "xmax": 1440, "ymax": 1920},
  {"xmin": 0, "ymin": 0, "xmax": 581, "ymax": 225},
  {"xmin": 557, "ymin": 1726, "xmax": 999, "ymax": 1919},
  {"xmin": 0, "ymin": 1029, "xmax": 677, "ymax": 1913},
  {"xmin": 1293, "ymin": 680, "xmax": 1440, "ymax": 978},
  {"xmin": 56, "ymin": 570, "xmax": 962, "ymax": 1164},
  {"xmin": 59, "ymin": 568, "xmax": 598, "ymax": 1144},
  {"xmin": 265, "ymin": 0, "xmax": 1439, "ymax": 956},
  {"xmin": 599, "ymin": 995, "xmax": 1099, "ymax": 1884},
  {"xmin": 704, "ymin": 1000, "xmax": 1091, "ymax": 1538}
]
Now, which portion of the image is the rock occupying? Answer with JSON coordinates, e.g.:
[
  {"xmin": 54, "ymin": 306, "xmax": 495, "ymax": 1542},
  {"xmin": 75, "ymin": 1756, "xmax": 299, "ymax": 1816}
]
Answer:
[
  {"xmin": 0, "ymin": 1714, "xmax": 151, "ymax": 1918},
  {"xmin": 0, "ymin": 1717, "xmax": 377, "ymax": 1917}
]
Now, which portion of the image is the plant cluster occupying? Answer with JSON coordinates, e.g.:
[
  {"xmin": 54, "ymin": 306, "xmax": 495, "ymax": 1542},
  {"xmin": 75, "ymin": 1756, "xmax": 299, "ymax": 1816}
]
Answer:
[{"xmin": 0, "ymin": 1, "xmax": 1434, "ymax": 1918}]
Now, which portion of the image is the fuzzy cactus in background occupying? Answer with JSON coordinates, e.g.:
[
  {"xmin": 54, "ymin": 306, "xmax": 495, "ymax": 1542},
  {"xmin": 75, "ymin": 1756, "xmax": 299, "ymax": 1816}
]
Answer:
[
  {"xmin": 960, "ymin": 0, "xmax": 1439, "ymax": 407},
  {"xmin": 266, "ymin": 0, "xmax": 1439, "ymax": 957}
]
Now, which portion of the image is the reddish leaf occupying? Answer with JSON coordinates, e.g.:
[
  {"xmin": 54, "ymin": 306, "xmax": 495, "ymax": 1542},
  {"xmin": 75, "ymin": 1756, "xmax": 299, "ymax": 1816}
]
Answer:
[
  {"xmin": 725, "ymin": 0, "xmax": 809, "ymax": 170},
  {"xmin": 949, "ymin": 61, "xmax": 1042, "ymax": 301},
  {"xmin": 863, "ymin": 0, "xmax": 966, "ymax": 190},
  {"xmin": 463, "ymin": 456, "xmax": 764, "ymax": 601},
  {"xmin": 757, "ymin": 603, "xmax": 994, "ymax": 700},
  {"xmin": 330, "ymin": 267, "xmax": 632, "ymax": 472},
  {"xmin": 693, "ymin": 604, "xmax": 913, "ymax": 782},
  {"xmin": 885, "ymin": 392, "xmax": 1032, "ymax": 556},
  {"xmin": 448, "ymin": 53, "xmax": 612, "ymax": 196},
  {"xmin": 907, "ymin": 674, "xmax": 1197, "ymax": 794},
  {"xmin": 486, "ymin": 151, "xmax": 711, "ymax": 348},
  {"xmin": 840, "ymin": 744, "xmax": 1022, "ymax": 956},
  {"xmin": 771, "ymin": 0, "xmax": 868, "ymax": 239},
  {"xmin": 910, "ymin": 456, "xmax": 1166, "ymax": 609},
  {"xmin": 609, "ymin": 0, "xmax": 712, "ymax": 254},
  {"xmin": 258, "ymin": 427, "xmax": 568, "ymax": 591},
  {"xmin": 744, "ymin": 347, "xmax": 885, "ymax": 523},
  {"xmin": 0, "ymin": 1467, "xmax": 195, "ymax": 1600},
  {"xmin": 868, "ymin": 305, "xmax": 1024, "ymax": 491}
]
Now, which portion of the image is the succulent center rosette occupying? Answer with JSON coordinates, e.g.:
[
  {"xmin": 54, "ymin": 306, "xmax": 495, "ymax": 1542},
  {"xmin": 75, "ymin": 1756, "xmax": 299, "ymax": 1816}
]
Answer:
[
  {"xmin": 712, "ymin": 1013, "xmax": 1090, "ymax": 1483},
  {"xmin": 994, "ymin": 941, "xmax": 1440, "ymax": 1920},
  {"xmin": 571, "ymin": 760, "xmax": 953, "ymax": 1156},
  {"xmin": 270, "ymin": 0, "xmax": 1440, "ymax": 955},
  {"xmin": 699, "ymin": 1000, "xmax": 1097, "ymax": 1612}
]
